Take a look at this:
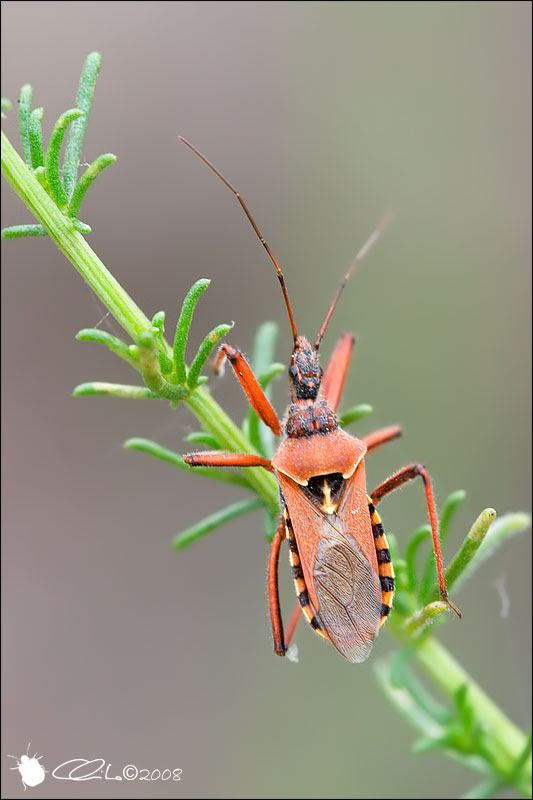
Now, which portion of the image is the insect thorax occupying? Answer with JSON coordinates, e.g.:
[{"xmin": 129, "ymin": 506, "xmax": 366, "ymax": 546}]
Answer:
[{"xmin": 285, "ymin": 401, "xmax": 338, "ymax": 438}]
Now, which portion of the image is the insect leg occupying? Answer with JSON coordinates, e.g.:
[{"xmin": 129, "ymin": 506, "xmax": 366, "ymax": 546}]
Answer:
[
  {"xmin": 268, "ymin": 519, "xmax": 288, "ymax": 656},
  {"xmin": 184, "ymin": 452, "xmax": 273, "ymax": 470},
  {"xmin": 320, "ymin": 333, "xmax": 355, "ymax": 411},
  {"xmin": 213, "ymin": 344, "xmax": 281, "ymax": 436},
  {"xmin": 363, "ymin": 425, "xmax": 403, "ymax": 454},
  {"xmin": 285, "ymin": 601, "xmax": 303, "ymax": 649},
  {"xmin": 367, "ymin": 496, "xmax": 395, "ymax": 627},
  {"xmin": 370, "ymin": 464, "xmax": 461, "ymax": 617}
]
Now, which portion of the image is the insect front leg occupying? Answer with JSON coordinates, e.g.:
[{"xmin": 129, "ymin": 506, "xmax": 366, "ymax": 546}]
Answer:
[
  {"xmin": 370, "ymin": 464, "xmax": 461, "ymax": 617},
  {"xmin": 184, "ymin": 452, "xmax": 273, "ymax": 470},
  {"xmin": 213, "ymin": 344, "xmax": 281, "ymax": 435}
]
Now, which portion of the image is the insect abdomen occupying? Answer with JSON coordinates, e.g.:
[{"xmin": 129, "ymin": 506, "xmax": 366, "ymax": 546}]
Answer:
[{"xmin": 367, "ymin": 497, "xmax": 395, "ymax": 626}]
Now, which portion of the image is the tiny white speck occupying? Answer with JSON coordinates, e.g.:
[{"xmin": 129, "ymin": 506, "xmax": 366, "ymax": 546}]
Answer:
[{"xmin": 286, "ymin": 644, "xmax": 299, "ymax": 663}]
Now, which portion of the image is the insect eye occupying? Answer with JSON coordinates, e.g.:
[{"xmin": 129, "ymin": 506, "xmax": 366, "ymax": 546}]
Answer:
[{"xmin": 289, "ymin": 364, "xmax": 298, "ymax": 378}]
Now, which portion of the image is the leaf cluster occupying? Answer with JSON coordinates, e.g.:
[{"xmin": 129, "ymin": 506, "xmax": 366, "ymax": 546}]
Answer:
[{"xmin": 2, "ymin": 52, "xmax": 114, "ymax": 240}]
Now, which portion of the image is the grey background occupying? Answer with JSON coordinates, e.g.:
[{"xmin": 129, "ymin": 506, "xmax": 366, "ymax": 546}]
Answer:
[{"xmin": 2, "ymin": 2, "xmax": 531, "ymax": 798}]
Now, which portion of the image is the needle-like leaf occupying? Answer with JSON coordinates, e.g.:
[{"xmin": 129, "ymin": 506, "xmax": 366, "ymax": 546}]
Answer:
[
  {"xmin": 172, "ymin": 498, "xmax": 264, "ymax": 550},
  {"xmin": 150, "ymin": 311, "xmax": 174, "ymax": 375},
  {"xmin": 73, "ymin": 382, "xmax": 158, "ymax": 398},
  {"xmin": 18, "ymin": 84, "xmax": 33, "ymax": 164},
  {"xmin": 172, "ymin": 278, "xmax": 210, "ymax": 384},
  {"xmin": 45, "ymin": 108, "xmax": 83, "ymax": 208},
  {"xmin": 62, "ymin": 52, "xmax": 102, "ymax": 199},
  {"xmin": 28, "ymin": 107, "xmax": 44, "ymax": 169},
  {"xmin": 421, "ymin": 489, "xmax": 467, "ymax": 600},
  {"xmin": 186, "ymin": 432, "xmax": 221, "ymax": 449},
  {"xmin": 339, "ymin": 404, "xmax": 374, "ymax": 428},
  {"xmin": 2, "ymin": 224, "xmax": 47, "ymax": 238},
  {"xmin": 187, "ymin": 323, "xmax": 232, "ymax": 389},
  {"xmin": 124, "ymin": 438, "xmax": 253, "ymax": 489},
  {"xmin": 76, "ymin": 328, "xmax": 139, "ymax": 368},
  {"xmin": 67, "ymin": 153, "xmax": 116, "ymax": 218}
]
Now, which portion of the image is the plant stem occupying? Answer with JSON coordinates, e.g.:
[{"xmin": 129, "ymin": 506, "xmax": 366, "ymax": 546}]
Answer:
[
  {"xmin": 1, "ymin": 128, "xmax": 279, "ymax": 513},
  {"xmin": 186, "ymin": 387, "xmax": 278, "ymax": 511},
  {"xmin": 2, "ymin": 131, "xmax": 149, "ymax": 338},
  {"xmin": 414, "ymin": 635, "xmax": 531, "ymax": 796}
]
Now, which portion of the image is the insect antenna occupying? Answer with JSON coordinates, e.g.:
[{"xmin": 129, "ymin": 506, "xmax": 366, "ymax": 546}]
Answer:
[
  {"xmin": 179, "ymin": 137, "xmax": 299, "ymax": 346},
  {"xmin": 314, "ymin": 210, "xmax": 395, "ymax": 351}
]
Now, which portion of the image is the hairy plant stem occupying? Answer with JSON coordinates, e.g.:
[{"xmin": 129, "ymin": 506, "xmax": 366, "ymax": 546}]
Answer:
[
  {"xmin": 1, "ymin": 129, "xmax": 279, "ymax": 513},
  {"xmin": 2, "ymin": 127, "xmax": 529, "ymax": 795}
]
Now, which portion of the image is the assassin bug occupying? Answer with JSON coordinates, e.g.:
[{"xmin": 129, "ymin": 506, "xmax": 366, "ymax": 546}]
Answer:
[{"xmin": 180, "ymin": 137, "xmax": 461, "ymax": 663}]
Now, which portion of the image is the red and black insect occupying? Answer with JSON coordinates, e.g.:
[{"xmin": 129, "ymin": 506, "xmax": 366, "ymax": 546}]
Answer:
[{"xmin": 180, "ymin": 137, "xmax": 460, "ymax": 663}]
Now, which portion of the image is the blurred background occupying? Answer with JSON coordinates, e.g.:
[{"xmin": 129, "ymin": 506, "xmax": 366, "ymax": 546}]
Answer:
[{"xmin": 2, "ymin": 2, "xmax": 531, "ymax": 797}]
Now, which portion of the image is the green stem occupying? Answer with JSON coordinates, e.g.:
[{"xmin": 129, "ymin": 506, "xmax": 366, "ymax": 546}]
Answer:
[
  {"xmin": 186, "ymin": 387, "xmax": 279, "ymax": 513},
  {"xmin": 414, "ymin": 636, "xmax": 531, "ymax": 796},
  {"xmin": 1, "ymin": 129, "xmax": 279, "ymax": 513},
  {"xmin": 2, "ymin": 130, "xmax": 150, "ymax": 338}
]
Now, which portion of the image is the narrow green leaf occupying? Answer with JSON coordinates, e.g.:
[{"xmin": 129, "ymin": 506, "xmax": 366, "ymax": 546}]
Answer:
[
  {"xmin": 441, "ymin": 490, "xmax": 468, "ymax": 541},
  {"xmin": 173, "ymin": 278, "xmax": 210, "ymax": 384},
  {"xmin": 421, "ymin": 490, "xmax": 467, "ymax": 600},
  {"xmin": 253, "ymin": 321, "xmax": 279, "ymax": 376},
  {"xmin": 339, "ymin": 404, "xmax": 374, "ymax": 428},
  {"xmin": 73, "ymin": 382, "xmax": 158, "ymax": 398},
  {"xmin": 62, "ymin": 52, "xmax": 102, "ymax": 199},
  {"xmin": 172, "ymin": 498, "xmax": 264, "ymax": 550},
  {"xmin": 455, "ymin": 684, "xmax": 476, "ymax": 736},
  {"xmin": 412, "ymin": 734, "xmax": 452, "ymax": 754},
  {"xmin": 76, "ymin": 328, "xmax": 139, "ymax": 368},
  {"xmin": 405, "ymin": 524, "xmax": 431, "ymax": 596},
  {"xmin": 187, "ymin": 323, "xmax": 232, "ymax": 389},
  {"xmin": 507, "ymin": 732, "xmax": 533, "ymax": 793},
  {"xmin": 462, "ymin": 775, "xmax": 506, "ymax": 800},
  {"xmin": 33, "ymin": 165, "xmax": 49, "ymax": 191},
  {"xmin": 150, "ymin": 311, "xmax": 174, "ymax": 375},
  {"xmin": 258, "ymin": 362, "xmax": 285, "ymax": 388},
  {"xmin": 395, "ymin": 656, "xmax": 452, "ymax": 725},
  {"xmin": 67, "ymin": 152, "xmax": 116, "ymax": 218},
  {"xmin": 186, "ymin": 432, "xmax": 220, "ymax": 449},
  {"xmin": 251, "ymin": 322, "xmax": 280, "ymax": 458},
  {"xmin": 427, "ymin": 508, "xmax": 498, "ymax": 599},
  {"xmin": 374, "ymin": 657, "xmax": 444, "ymax": 739},
  {"xmin": 18, "ymin": 84, "xmax": 33, "ymax": 164},
  {"xmin": 449, "ymin": 511, "xmax": 531, "ymax": 592},
  {"xmin": 1, "ymin": 97, "xmax": 12, "ymax": 118},
  {"xmin": 402, "ymin": 600, "xmax": 449, "ymax": 636},
  {"xmin": 45, "ymin": 108, "xmax": 83, "ymax": 209},
  {"xmin": 72, "ymin": 219, "xmax": 92, "ymax": 234},
  {"xmin": 263, "ymin": 508, "xmax": 278, "ymax": 542},
  {"xmin": 28, "ymin": 107, "xmax": 45, "ymax": 169},
  {"xmin": 138, "ymin": 330, "xmax": 188, "ymax": 401},
  {"xmin": 2, "ymin": 224, "xmax": 47, "ymax": 239},
  {"xmin": 124, "ymin": 438, "xmax": 253, "ymax": 489}
]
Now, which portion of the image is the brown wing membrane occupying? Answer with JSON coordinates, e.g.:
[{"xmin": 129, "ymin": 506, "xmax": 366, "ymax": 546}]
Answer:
[{"xmin": 314, "ymin": 523, "xmax": 381, "ymax": 663}]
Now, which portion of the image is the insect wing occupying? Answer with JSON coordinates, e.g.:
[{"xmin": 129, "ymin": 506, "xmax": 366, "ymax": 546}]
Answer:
[
  {"xmin": 314, "ymin": 520, "xmax": 381, "ymax": 662},
  {"xmin": 279, "ymin": 465, "xmax": 381, "ymax": 662}
]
